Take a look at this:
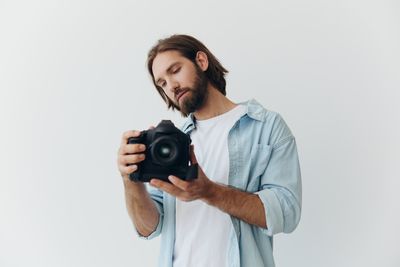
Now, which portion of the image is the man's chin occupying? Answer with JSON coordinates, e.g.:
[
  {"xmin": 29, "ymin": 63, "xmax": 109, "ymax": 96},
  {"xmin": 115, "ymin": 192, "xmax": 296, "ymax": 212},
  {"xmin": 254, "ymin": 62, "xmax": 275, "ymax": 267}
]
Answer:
[
  {"xmin": 176, "ymin": 89, "xmax": 206, "ymax": 115},
  {"xmin": 180, "ymin": 100, "xmax": 196, "ymax": 115},
  {"xmin": 177, "ymin": 93, "xmax": 192, "ymax": 110},
  {"xmin": 177, "ymin": 90, "xmax": 191, "ymax": 105}
]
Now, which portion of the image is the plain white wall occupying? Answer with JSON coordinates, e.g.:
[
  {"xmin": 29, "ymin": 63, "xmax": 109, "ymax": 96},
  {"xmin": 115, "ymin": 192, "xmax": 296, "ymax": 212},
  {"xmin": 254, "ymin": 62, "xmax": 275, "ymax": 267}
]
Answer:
[{"xmin": 1, "ymin": 0, "xmax": 399, "ymax": 266}]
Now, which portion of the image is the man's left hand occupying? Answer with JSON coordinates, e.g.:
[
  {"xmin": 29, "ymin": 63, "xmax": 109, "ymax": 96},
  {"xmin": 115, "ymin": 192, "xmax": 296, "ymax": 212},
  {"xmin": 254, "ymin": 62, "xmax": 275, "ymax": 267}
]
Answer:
[{"xmin": 149, "ymin": 146, "xmax": 215, "ymax": 202}]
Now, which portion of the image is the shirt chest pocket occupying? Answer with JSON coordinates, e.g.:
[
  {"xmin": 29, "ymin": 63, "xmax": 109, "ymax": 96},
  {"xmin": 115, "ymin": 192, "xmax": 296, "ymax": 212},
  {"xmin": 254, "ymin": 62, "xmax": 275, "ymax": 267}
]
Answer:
[{"xmin": 247, "ymin": 144, "xmax": 273, "ymax": 190}]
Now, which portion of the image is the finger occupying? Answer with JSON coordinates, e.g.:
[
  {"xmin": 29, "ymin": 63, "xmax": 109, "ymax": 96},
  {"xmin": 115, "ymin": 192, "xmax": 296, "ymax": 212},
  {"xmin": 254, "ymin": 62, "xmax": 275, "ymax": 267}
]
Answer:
[
  {"xmin": 119, "ymin": 164, "xmax": 137, "ymax": 175},
  {"xmin": 120, "ymin": 153, "xmax": 145, "ymax": 165},
  {"xmin": 148, "ymin": 125, "xmax": 155, "ymax": 130},
  {"xmin": 150, "ymin": 179, "xmax": 183, "ymax": 196},
  {"xmin": 168, "ymin": 175, "xmax": 189, "ymax": 191},
  {"xmin": 120, "ymin": 144, "xmax": 146, "ymax": 155},
  {"xmin": 189, "ymin": 145, "xmax": 198, "ymax": 165},
  {"xmin": 121, "ymin": 130, "xmax": 141, "ymax": 145}
]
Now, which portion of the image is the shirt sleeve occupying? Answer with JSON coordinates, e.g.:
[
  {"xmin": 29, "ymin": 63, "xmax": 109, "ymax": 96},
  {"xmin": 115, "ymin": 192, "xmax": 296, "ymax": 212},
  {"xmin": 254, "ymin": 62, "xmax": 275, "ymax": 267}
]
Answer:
[
  {"xmin": 134, "ymin": 185, "xmax": 165, "ymax": 240},
  {"xmin": 255, "ymin": 116, "xmax": 302, "ymax": 236}
]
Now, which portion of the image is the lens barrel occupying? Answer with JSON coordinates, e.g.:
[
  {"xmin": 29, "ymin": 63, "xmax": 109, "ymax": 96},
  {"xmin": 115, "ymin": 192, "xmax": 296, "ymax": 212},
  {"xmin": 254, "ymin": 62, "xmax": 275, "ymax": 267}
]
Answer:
[{"xmin": 151, "ymin": 136, "xmax": 179, "ymax": 166}]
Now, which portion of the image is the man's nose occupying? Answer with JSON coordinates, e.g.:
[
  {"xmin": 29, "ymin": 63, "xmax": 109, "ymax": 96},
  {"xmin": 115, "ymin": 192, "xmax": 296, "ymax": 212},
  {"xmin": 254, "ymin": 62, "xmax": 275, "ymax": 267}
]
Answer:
[{"xmin": 168, "ymin": 80, "xmax": 180, "ymax": 94}]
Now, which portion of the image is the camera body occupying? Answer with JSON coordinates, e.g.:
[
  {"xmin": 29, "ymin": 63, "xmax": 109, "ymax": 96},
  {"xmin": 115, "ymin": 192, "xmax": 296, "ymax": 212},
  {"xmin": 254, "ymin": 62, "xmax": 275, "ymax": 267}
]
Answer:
[{"xmin": 127, "ymin": 120, "xmax": 198, "ymax": 183}]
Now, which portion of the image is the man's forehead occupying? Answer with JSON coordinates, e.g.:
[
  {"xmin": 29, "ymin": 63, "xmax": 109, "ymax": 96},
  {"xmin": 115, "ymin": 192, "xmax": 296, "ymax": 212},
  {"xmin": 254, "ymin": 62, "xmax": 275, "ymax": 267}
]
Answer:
[{"xmin": 152, "ymin": 51, "xmax": 185, "ymax": 75}]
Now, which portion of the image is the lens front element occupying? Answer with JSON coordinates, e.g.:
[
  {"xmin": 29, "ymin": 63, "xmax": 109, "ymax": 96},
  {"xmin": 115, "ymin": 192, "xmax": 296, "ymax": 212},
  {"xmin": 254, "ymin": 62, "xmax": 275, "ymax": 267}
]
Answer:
[
  {"xmin": 151, "ymin": 136, "xmax": 179, "ymax": 166},
  {"xmin": 158, "ymin": 144, "xmax": 172, "ymax": 158}
]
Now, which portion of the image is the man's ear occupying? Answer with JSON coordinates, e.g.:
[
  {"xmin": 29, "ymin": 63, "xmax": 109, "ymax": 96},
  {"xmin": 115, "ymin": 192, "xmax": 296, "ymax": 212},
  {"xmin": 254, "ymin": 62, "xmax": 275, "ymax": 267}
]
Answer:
[{"xmin": 195, "ymin": 51, "xmax": 209, "ymax": 71}]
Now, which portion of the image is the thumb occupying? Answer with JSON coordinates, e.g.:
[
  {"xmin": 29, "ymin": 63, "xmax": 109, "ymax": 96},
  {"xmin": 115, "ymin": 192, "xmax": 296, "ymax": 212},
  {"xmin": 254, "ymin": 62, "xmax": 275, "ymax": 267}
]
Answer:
[{"xmin": 189, "ymin": 145, "xmax": 198, "ymax": 165}]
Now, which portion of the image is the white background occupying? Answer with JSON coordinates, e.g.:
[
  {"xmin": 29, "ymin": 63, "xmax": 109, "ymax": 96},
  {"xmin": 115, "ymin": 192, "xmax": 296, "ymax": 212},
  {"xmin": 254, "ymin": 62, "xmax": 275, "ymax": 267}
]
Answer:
[{"xmin": 1, "ymin": 0, "xmax": 399, "ymax": 266}]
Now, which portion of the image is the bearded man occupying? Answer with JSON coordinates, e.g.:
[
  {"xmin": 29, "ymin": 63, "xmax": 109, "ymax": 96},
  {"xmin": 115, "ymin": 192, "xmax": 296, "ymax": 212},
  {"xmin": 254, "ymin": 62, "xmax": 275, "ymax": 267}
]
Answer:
[{"xmin": 117, "ymin": 34, "xmax": 302, "ymax": 267}]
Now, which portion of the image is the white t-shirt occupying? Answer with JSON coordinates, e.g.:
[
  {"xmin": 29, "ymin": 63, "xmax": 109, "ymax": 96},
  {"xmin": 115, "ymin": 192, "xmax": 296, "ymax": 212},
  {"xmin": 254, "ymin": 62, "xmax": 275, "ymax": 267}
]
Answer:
[{"xmin": 173, "ymin": 104, "xmax": 246, "ymax": 267}]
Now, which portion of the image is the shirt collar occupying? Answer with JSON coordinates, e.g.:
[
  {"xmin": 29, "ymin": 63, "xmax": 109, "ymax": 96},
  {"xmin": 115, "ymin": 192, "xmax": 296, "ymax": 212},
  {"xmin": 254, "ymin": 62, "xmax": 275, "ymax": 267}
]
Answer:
[
  {"xmin": 238, "ymin": 98, "xmax": 265, "ymax": 121},
  {"xmin": 181, "ymin": 98, "xmax": 265, "ymax": 133}
]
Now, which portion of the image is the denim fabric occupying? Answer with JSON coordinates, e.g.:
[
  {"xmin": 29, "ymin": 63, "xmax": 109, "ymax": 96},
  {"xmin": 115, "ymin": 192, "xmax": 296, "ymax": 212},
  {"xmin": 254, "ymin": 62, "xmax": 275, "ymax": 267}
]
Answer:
[{"xmin": 137, "ymin": 99, "xmax": 302, "ymax": 267}]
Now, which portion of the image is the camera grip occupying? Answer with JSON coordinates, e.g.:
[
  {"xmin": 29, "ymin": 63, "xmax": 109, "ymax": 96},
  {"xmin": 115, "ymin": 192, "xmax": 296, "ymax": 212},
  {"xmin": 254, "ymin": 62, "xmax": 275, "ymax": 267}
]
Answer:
[
  {"xmin": 185, "ymin": 164, "xmax": 198, "ymax": 180},
  {"xmin": 127, "ymin": 135, "xmax": 144, "ymax": 182}
]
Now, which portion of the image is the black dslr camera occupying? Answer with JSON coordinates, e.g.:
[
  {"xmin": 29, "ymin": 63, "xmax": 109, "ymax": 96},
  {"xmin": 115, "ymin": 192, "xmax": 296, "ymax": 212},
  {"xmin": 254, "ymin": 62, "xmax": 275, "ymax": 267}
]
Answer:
[{"xmin": 127, "ymin": 120, "xmax": 198, "ymax": 183}]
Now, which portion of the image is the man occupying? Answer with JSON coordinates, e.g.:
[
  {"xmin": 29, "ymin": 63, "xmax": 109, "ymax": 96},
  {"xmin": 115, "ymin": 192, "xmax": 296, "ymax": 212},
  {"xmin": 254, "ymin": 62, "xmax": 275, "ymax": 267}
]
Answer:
[{"xmin": 117, "ymin": 34, "xmax": 302, "ymax": 267}]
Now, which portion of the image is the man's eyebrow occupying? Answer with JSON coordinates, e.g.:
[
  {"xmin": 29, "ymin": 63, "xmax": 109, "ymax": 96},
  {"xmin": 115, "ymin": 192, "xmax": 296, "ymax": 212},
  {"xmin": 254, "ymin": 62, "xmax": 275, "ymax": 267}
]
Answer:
[{"xmin": 155, "ymin": 62, "xmax": 180, "ymax": 86}]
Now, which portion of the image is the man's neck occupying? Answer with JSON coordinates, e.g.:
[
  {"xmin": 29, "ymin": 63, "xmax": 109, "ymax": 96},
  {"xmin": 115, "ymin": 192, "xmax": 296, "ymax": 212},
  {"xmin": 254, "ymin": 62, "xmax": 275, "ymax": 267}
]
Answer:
[{"xmin": 193, "ymin": 85, "xmax": 237, "ymax": 121}]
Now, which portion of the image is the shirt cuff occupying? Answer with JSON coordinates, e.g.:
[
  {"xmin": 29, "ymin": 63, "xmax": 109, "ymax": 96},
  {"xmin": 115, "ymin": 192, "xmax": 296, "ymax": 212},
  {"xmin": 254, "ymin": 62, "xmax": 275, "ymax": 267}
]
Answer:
[
  {"xmin": 255, "ymin": 189, "xmax": 284, "ymax": 236},
  {"xmin": 135, "ymin": 201, "xmax": 163, "ymax": 240}
]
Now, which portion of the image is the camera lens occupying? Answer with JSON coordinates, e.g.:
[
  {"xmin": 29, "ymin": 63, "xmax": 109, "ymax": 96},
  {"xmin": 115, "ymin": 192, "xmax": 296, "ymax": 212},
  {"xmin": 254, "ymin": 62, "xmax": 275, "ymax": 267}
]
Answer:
[
  {"xmin": 151, "ymin": 136, "xmax": 179, "ymax": 166},
  {"xmin": 158, "ymin": 144, "xmax": 172, "ymax": 158}
]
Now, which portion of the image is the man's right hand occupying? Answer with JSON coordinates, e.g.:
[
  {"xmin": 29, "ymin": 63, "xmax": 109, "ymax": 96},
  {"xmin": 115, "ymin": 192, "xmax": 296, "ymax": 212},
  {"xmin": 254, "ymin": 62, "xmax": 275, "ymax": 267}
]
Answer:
[
  {"xmin": 117, "ymin": 130, "xmax": 146, "ymax": 183},
  {"xmin": 118, "ymin": 128, "xmax": 160, "ymax": 237}
]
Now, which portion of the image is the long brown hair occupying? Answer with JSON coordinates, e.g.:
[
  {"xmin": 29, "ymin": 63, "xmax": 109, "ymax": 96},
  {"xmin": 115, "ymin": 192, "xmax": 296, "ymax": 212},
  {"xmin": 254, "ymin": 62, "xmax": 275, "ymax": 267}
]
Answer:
[{"xmin": 147, "ymin": 34, "xmax": 228, "ymax": 111}]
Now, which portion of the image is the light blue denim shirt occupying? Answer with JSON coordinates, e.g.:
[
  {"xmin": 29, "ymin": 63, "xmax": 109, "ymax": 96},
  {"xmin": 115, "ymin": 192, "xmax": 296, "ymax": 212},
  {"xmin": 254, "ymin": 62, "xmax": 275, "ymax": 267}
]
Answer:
[{"xmin": 138, "ymin": 99, "xmax": 302, "ymax": 267}]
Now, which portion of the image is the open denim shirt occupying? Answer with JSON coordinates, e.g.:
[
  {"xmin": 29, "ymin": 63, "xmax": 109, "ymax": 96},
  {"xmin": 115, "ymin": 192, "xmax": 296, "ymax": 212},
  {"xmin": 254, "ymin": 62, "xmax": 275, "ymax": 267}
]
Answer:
[{"xmin": 137, "ymin": 99, "xmax": 302, "ymax": 267}]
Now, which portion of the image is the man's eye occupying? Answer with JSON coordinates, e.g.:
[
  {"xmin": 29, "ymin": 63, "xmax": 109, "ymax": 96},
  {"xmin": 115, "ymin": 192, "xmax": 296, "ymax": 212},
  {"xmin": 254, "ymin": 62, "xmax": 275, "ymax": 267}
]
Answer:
[{"xmin": 173, "ymin": 67, "xmax": 181, "ymax": 73}]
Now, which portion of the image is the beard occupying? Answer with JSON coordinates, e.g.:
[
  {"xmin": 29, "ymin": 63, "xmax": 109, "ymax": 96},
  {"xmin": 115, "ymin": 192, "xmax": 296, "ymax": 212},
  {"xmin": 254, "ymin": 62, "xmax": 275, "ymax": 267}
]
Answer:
[{"xmin": 174, "ymin": 65, "xmax": 209, "ymax": 117}]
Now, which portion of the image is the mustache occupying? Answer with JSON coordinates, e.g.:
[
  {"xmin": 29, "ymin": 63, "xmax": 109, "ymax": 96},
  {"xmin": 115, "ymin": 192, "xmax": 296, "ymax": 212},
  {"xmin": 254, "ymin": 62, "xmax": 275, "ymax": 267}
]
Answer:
[{"xmin": 174, "ymin": 88, "xmax": 190, "ymax": 101}]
